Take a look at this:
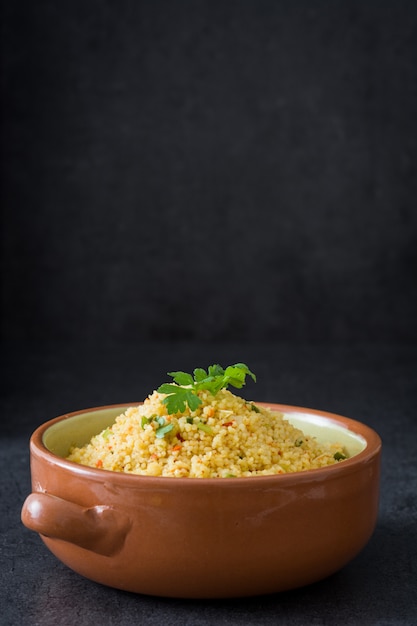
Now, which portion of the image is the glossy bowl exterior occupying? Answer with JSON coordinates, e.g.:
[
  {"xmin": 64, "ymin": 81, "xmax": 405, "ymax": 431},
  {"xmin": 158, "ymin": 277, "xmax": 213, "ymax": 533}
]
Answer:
[{"xmin": 22, "ymin": 403, "xmax": 381, "ymax": 598}]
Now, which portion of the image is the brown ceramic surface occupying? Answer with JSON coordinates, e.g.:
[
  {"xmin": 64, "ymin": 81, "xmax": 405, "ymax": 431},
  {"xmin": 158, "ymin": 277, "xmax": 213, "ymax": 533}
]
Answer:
[{"xmin": 21, "ymin": 403, "xmax": 381, "ymax": 598}]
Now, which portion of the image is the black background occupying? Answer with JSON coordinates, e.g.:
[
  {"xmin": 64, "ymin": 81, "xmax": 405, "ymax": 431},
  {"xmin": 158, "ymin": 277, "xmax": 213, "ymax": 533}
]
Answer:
[
  {"xmin": 2, "ymin": 0, "xmax": 416, "ymax": 345},
  {"xmin": 1, "ymin": 2, "xmax": 417, "ymax": 625}
]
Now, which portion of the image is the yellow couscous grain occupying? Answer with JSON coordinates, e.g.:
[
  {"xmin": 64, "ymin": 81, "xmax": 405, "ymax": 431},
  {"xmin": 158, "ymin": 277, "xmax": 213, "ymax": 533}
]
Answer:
[{"xmin": 67, "ymin": 388, "xmax": 347, "ymax": 477}]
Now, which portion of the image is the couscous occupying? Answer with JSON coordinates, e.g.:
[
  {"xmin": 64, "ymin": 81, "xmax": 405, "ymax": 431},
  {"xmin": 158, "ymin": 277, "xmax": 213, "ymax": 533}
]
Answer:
[{"xmin": 67, "ymin": 363, "xmax": 348, "ymax": 477}]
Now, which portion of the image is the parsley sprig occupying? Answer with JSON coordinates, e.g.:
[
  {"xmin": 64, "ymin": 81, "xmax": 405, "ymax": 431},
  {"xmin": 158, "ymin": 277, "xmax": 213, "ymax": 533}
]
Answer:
[{"xmin": 157, "ymin": 363, "xmax": 256, "ymax": 415}]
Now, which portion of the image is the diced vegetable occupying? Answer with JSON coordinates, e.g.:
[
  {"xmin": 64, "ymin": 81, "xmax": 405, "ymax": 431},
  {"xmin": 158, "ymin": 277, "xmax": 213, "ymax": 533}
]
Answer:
[{"xmin": 196, "ymin": 422, "xmax": 213, "ymax": 435}]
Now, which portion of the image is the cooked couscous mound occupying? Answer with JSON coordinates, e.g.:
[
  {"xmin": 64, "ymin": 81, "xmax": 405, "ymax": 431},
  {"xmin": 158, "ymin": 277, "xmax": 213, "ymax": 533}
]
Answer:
[{"xmin": 67, "ymin": 388, "xmax": 347, "ymax": 477}]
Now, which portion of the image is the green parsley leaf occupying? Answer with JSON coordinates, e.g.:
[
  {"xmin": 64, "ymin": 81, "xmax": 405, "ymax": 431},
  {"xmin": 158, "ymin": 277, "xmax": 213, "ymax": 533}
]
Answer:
[
  {"xmin": 167, "ymin": 371, "xmax": 194, "ymax": 386},
  {"xmin": 193, "ymin": 368, "xmax": 208, "ymax": 382},
  {"xmin": 160, "ymin": 386, "xmax": 202, "ymax": 414},
  {"xmin": 185, "ymin": 392, "xmax": 203, "ymax": 411},
  {"xmin": 227, "ymin": 363, "xmax": 256, "ymax": 384},
  {"xmin": 157, "ymin": 383, "xmax": 180, "ymax": 395},
  {"xmin": 208, "ymin": 364, "xmax": 224, "ymax": 378},
  {"xmin": 157, "ymin": 362, "xmax": 256, "ymax": 415}
]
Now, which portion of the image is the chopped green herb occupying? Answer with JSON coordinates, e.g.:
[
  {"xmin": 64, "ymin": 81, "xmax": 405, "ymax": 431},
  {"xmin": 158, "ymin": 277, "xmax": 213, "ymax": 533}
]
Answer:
[
  {"xmin": 196, "ymin": 422, "xmax": 213, "ymax": 435},
  {"xmin": 186, "ymin": 417, "xmax": 194, "ymax": 424},
  {"xmin": 157, "ymin": 363, "xmax": 256, "ymax": 415},
  {"xmin": 141, "ymin": 416, "xmax": 153, "ymax": 428},
  {"xmin": 295, "ymin": 438, "xmax": 304, "ymax": 447},
  {"xmin": 334, "ymin": 451, "xmax": 347, "ymax": 461},
  {"xmin": 155, "ymin": 423, "xmax": 174, "ymax": 438},
  {"xmin": 250, "ymin": 403, "xmax": 260, "ymax": 413},
  {"xmin": 102, "ymin": 428, "xmax": 112, "ymax": 440}
]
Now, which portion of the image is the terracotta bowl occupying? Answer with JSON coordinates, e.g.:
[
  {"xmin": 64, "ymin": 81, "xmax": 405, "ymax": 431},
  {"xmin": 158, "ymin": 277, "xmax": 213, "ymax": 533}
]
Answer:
[{"xmin": 21, "ymin": 403, "xmax": 381, "ymax": 599}]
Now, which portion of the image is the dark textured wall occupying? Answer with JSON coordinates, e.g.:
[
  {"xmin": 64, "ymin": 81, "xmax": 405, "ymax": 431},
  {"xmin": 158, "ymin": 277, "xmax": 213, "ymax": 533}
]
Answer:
[{"xmin": 2, "ymin": 0, "xmax": 416, "ymax": 343}]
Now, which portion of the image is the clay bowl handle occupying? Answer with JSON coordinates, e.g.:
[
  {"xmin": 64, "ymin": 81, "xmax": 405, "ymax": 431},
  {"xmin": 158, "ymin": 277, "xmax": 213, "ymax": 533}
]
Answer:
[{"xmin": 21, "ymin": 492, "xmax": 131, "ymax": 556}]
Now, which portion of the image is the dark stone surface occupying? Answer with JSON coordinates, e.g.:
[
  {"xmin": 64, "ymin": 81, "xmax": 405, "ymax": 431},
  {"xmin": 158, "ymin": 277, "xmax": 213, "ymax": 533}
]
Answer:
[{"xmin": 1, "ymin": 341, "xmax": 416, "ymax": 625}]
